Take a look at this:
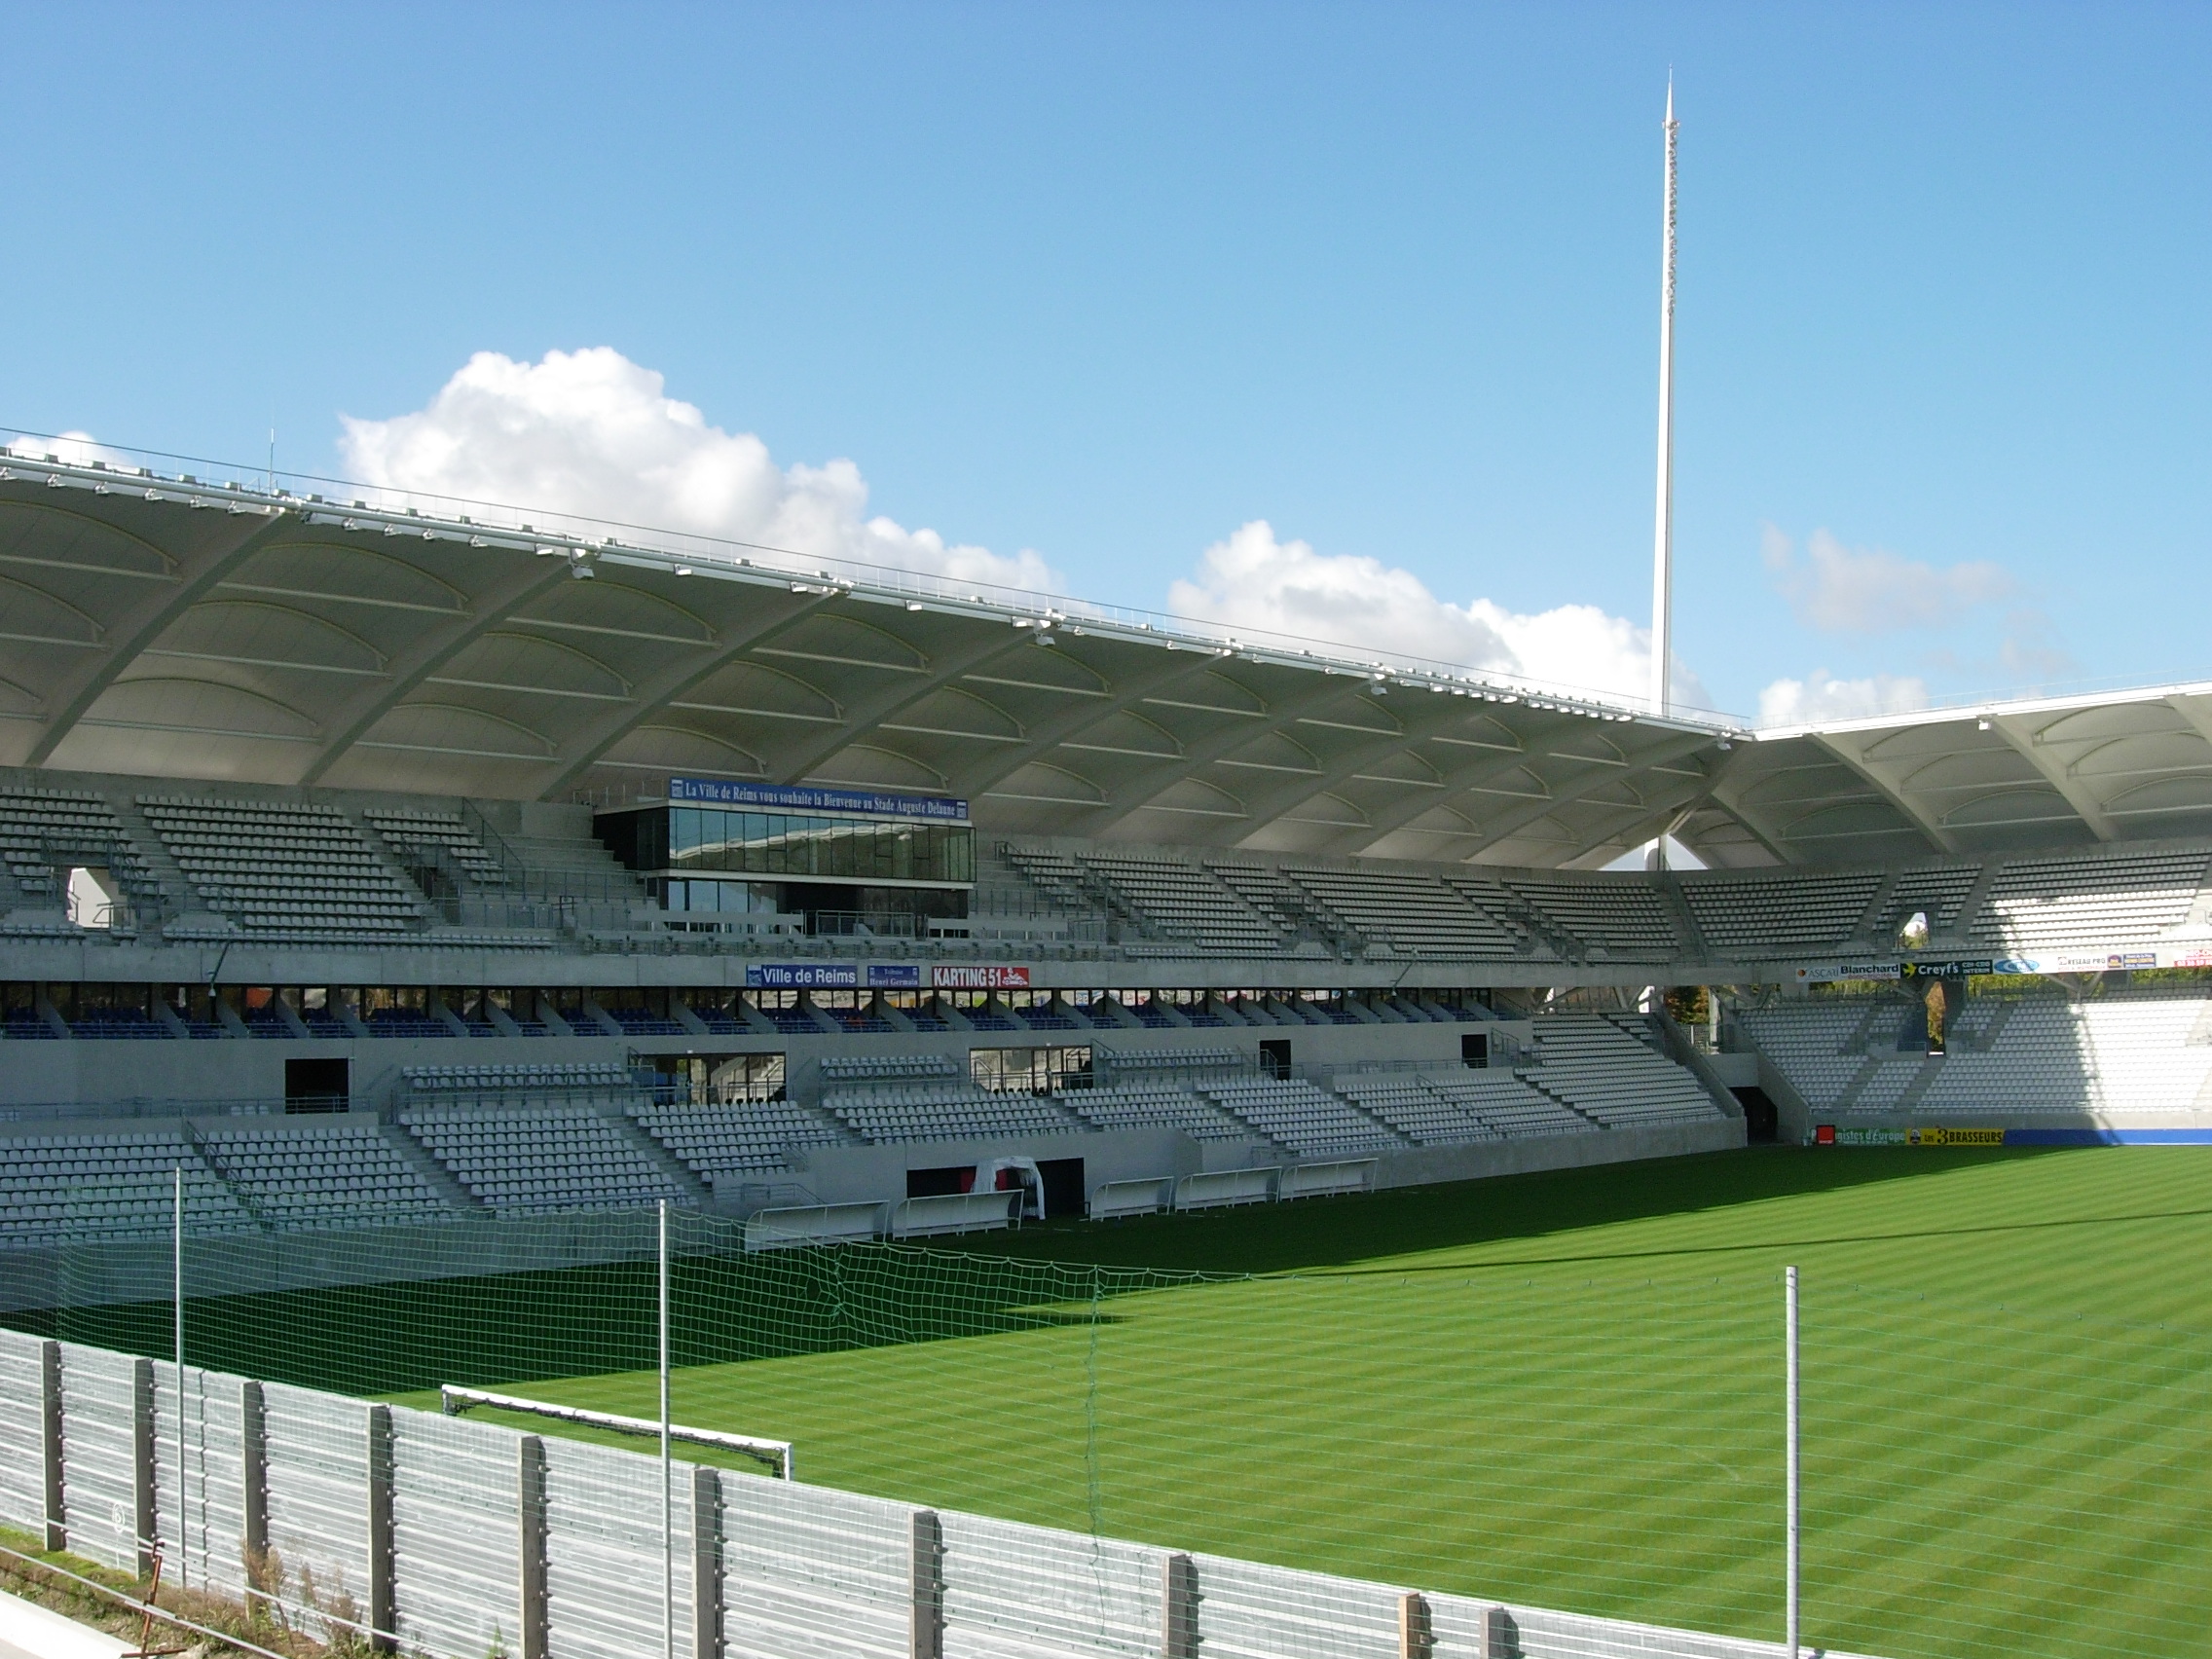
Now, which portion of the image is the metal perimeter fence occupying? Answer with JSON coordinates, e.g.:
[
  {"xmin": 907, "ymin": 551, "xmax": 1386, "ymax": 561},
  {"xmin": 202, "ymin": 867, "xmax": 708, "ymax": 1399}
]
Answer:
[{"xmin": 4, "ymin": 1199, "xmax": 2210, "ymax": 1659}]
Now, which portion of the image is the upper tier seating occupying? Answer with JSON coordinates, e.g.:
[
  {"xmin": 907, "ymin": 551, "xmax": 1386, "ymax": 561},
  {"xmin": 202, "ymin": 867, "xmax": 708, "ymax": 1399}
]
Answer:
[
  {"xmin": 363, "ymin": 806, "xmax": 508, "ymax": 886},
  {"xmin": 819, "ymin": 1053, "xmax": 964, "ymax": 1086},
  {"xmin": 1678, "ymin": 872, "xmax": 1884, "ymax": 957},
  {"xmin": 1078, "ymin": 854, "xmax": 1287, "ymax": 952},
  {"xmin": 1522, "ymin": 1015, "xmax": 1724, "ymax": 1128},
  {"xmin": 1499, "ymin": 878, "xmax": 1681, "ymax": 960},
  {"xmin": 1198, "ymin": 1078, "xmax": 1406, "ymax": 1157},
  {"xmin": 1282, "ymin": 868, "xmax": 1520, "ymax": 959},
  {"xmin": 0, "ymin": 788, "xmax": 135, "ymax": 912},
  {"xmin": 1881, "ymin": 866, "xmax": 1982, "ymax": 941},
  {"xmin": 1203, "ymin": 863, "xmax": 1312, "ymax": 938},
  {"xmin": 819, "ymin": 1085, "xmax": 1087, "ymax": 1144},
  {"xmin": 1001, "ymin": 847, "xmax": 1091, "ymax": 912},
  {"xmin": 628, "ymin": 1099, "xmax": 852, "ymax": 1180},
  {"xmin": 0, "ymin": 1130, "xmax": 257, "ymax": 1249},
  {"xmin": 1062, "ymin": 1084, "xmax": 1254, "ymax": 1141},
  {"xmin": 199, "ymin": 1122, "xmax": 454, "ymax": 1231},
  {"xmin": 1969, "ymin": 851, "xmax": 2209, "ymax": 952},
  {"xmin": 142, "ymin": 796, "xmax": 424, "ymax": 937},
  {"xmin": 398, "ymin": 1100, "xmax": 687, "ymax": 1213}
]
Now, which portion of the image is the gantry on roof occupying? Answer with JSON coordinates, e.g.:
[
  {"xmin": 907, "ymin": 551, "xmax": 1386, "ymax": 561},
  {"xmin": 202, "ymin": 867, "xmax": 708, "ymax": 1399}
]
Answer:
[{"xmin": 3, "ymin": 445, "xmax": 2210, "ymax": 871}]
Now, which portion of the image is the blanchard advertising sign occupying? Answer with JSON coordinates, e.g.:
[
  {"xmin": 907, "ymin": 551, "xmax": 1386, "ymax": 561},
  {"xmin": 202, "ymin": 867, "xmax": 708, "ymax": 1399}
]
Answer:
[
  {"xmin": 670, "ymin": 777, "xmax": 970, "ymax": 824},
  {"xmin": 1795, "ymin": 962, "xmax": 1902, "ymax": 984}
]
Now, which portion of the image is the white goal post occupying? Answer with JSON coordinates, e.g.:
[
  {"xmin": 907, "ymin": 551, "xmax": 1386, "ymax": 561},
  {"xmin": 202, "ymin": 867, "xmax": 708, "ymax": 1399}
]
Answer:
[{"xmin": 441, "ymin": 1383, "xmax": 795, "ymax": 1480}]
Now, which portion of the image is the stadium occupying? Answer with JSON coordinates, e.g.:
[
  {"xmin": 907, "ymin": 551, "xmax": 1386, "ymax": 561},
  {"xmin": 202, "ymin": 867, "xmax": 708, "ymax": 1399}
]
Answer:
[{"xmin": 0, "ymin": 425, "xmax": 2209, "ymax": 1659}]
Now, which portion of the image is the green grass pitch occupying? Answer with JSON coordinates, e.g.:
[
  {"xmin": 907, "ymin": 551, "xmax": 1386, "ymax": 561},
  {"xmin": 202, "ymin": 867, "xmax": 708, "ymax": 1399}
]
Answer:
[{"xmin": 32, "ymin": 1146, "xmax": 2212, "ymax": 1659}]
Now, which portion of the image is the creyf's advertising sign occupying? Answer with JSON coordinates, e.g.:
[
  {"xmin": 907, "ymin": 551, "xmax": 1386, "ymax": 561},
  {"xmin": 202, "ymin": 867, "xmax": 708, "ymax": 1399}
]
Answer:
[
  {"xmin": 1899, "ymin": 959, "xmax": 1994, "ymax": 980},
  {"xmin": 933, "ymin": 965, "xmax": 1032, "ymax": 991}
]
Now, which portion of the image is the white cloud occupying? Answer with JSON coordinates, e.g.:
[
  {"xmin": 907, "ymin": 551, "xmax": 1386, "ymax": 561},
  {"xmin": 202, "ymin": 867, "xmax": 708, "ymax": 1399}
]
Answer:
[
  {"xmin": 1, "ymin": 430, "xmax": 132, "ymax": 468},
  {"xmin": 1763, "ymin": 525, "xmax": 2011, "ymax": 634},
  {"xmin": 1756, "ymin": 670, "xmax": 1931, "ymax": 727},
  {"xmin": 339, "ymin": 350, "xmax": 1706, "ymax": 708},
  {"xmin": 339, "ymin": 348, "xmax": 1056, "ymax": 592},
  {"xmin": 1166, "ymin": 520, "xmax": 1706, "ymax": 708}
]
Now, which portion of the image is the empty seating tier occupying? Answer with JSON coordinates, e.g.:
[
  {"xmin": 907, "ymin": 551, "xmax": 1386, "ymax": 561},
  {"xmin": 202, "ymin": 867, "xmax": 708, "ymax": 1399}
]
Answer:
[
  {"xmin": 1970, "ymin": 851, "xmax": 2210, "ymax": 951},
  {"xmin": 1498, "ymin": 878, "xmax": 1681, "ymax": 959},
  {"xmin": 1425, "ymin": 1072, "xmax": 1599, "ymax": 1137},
  {"xmin": 1078, "ymin": 854, "xmax": 1287, "ymax": 952},
  {"xmin": 364, "ymin": 806, "xmax": 509, "ymax": 886},
  {"xmin": 1522, "ymin": 1014, "xmax": 1723, "ymax": 1129},
  {"xmin": 1745, "ymin": 985, "xmax": 2212, "ymax": 1116},
  {"xmin": 398, "ymin": 1102, "xmax": 687, "ymax": 1213},
  {"xmin": 1881, "ymin": 866, "xmax": 1982, "ymax": 940},
  {"xmin": 628, "ymin": 1099, "xmax": 852, "ymax": 1179},
  {"xmin": 0, "ymin": 1131, "xmax": 257, "ymax": 1249},
  {"xmin": 1678, "ymin": 872, "xmax": 1883, "ymax": 957},
  {"xmin": 1283, "ymin": 868, "xmax": 1519, "ymax": 959},
  {"xmin": 1331, "ymin": 1074, "xmax": 1504, "ymax": 1145},
  {"xmin": 1198, "ymin": 1078, "xmax": 1407, "ymax": 1157},
  {"xmin": 820, "ymin": 1086, "xmax": 1087, "ymax": 1144},
  {"xmin": 199, "ymin": 1122, "xmax": 454, "ymax": 1231},
  {"xmin": 1064, "ymin": 1084, "xmax": 1254, "ymax": 1141},
  {"xmin": 0, "ymin": 788, "xmax": 135, "ymax": 910},
  {"xmin": 142, "ymin": 795, "xmax": 425, "ymax": 937}
]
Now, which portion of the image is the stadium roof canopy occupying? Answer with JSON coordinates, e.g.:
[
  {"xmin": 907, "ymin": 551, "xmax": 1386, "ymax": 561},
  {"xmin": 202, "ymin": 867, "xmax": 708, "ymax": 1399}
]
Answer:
[{"xmin": 3, "ymin": 443, "xmax": 2210, "ymax": 870}]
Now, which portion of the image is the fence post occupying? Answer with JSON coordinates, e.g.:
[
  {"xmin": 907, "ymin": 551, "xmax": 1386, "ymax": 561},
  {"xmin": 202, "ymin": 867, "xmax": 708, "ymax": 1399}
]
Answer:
[
  {"xmin": 517, "ymin": 1434, "xmax": 548, "ymax": 1659},
  {"xmin": 38, "ymin": 1340, "xmax": 63, "ymax": 1552},
  {"xmin": 690, "ymin": 1466, "xmax": 719, "ymax": 1659},
  {"xmin": 1786, "ymin": 1264, "xmax": 1800, "ymax": 1659},
  {"xmin": 1478, "ymin": 1604, "xmax": 1518, "ymax": 1659},
  {"xmin": 1160, "ymin": 1551, "xmax": 1197, "ymax": 1659},
  {"xmin": 909, "ymin": 1509, "xmax": 943, "ymax": 1659},
  {"xmin": 129, "ymin": 1356, "xmax": 155, "ymax": 1579},
  {"xmin": 240, "ymin": 1382, "xmax": 267, "ymax": 1594},
  {"xmin": 1398, "ymin": 1590, "xmax": 1432, "ymax": 1658},
  {"xmin": 366, "ymin": 1404, "xmax": 395, "ymax": 1653}
]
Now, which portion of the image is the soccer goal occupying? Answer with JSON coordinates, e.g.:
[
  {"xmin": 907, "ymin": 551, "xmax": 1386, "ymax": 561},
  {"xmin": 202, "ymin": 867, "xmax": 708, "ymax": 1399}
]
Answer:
[{"xmin": 440, "ymin": 1383, "xmax": 795, "ymax": 1480}]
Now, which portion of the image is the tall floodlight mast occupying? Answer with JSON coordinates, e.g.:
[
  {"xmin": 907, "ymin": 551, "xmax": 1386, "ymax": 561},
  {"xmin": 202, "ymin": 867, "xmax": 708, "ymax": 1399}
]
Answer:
[{"xmin": 1649, "ymin": 80, "xmax": 1679, "ymax": 717}]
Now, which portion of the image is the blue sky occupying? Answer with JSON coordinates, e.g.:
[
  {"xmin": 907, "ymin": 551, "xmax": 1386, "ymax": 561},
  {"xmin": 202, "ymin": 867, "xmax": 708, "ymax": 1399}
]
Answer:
[{"xmin": 2, "ymin": 3, "xmax": 2206, "ymax": 723}]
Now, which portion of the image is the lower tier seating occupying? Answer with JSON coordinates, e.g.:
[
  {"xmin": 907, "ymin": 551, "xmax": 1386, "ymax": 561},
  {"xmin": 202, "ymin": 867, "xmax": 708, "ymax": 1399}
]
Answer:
[
  {"xmin": 199, "ymin": 1122, "xmax": 455, "ymax": 1231},
  {"xmin": 820, "ymin": 1085, "xmax": 1087, "ymax": 1144},
  {"xmin": 0, "ymin": 1130, "xmax": 257, "ymax": 1248},
  {"xmin": 397, "ymin": 1101, "xmax": 689, "ymax": 1214},
  {"xmin": 1197, "ymin": 1078, "xmax": 1406, "ymax": 1157},
  {"xmin": 627, "ymin": 1099, "xmax": 853, "ymax": 1179},
  {"xmin": 1521, "ymin": 1014, "xmax": 1725, "ymax": 1128}
]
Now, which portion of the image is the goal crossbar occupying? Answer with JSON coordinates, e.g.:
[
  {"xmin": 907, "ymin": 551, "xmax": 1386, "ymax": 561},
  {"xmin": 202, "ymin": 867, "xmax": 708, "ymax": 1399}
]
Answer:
[{"xmin": 440, "ymin": 1383, "xmax": 794, "ymax": 1479}]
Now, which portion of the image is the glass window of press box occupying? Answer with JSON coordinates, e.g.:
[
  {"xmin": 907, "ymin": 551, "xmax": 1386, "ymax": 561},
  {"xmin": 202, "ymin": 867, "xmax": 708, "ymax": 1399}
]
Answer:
[{"xmin": 598, "ymin": 805, "xmax": 973, "ymax": 886}]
